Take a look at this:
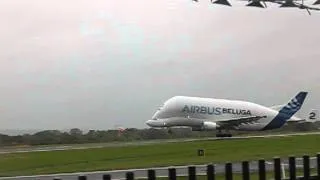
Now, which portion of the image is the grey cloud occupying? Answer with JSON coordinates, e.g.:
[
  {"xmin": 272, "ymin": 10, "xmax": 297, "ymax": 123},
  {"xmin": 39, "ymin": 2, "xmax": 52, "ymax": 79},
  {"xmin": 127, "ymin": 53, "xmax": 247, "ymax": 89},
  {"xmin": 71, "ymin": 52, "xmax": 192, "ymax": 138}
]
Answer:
[{"xmin": 0, "ymin": 0, "xmax": 319, "ymax": 131}]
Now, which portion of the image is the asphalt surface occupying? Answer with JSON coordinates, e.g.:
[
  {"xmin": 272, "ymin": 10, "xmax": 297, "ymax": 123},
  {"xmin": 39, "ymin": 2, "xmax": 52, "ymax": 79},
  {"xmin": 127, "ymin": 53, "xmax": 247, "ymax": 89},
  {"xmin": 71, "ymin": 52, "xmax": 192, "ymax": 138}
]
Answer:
[
  {"xmin": 0, "ymin": 132, "xmax": 320, "ymax": 154},
  {"xmin": 0, "ymin": 157, "xmax": 317, "ymax": 180}
]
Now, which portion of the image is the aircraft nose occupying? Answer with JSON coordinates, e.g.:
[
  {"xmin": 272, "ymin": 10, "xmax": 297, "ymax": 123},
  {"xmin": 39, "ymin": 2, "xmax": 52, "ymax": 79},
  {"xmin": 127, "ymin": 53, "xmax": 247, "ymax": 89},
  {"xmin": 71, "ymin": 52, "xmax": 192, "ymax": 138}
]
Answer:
[
  {"xmin": 146, "ymin": 120, "xmax": 154, "ymax": 127},
  {"xmin": 146, "ymin": 119, "xmax": 166, "ymax": 127}
]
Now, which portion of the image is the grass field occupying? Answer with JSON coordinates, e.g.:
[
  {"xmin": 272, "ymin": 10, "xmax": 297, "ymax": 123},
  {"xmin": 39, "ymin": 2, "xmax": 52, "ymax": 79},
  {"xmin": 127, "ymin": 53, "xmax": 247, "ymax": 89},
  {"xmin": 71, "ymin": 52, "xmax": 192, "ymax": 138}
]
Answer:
[{"xmin": 0, "ymin": 134, "xmax": 319, "ymax": 177}]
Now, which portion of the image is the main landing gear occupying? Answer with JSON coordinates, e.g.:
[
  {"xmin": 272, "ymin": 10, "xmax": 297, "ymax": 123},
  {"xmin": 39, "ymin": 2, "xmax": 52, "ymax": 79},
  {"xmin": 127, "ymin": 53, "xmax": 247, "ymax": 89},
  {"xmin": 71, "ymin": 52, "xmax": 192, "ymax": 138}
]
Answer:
[{"xmin": 216, "ymin": 129, "xmax": 232, "ymax": 137}]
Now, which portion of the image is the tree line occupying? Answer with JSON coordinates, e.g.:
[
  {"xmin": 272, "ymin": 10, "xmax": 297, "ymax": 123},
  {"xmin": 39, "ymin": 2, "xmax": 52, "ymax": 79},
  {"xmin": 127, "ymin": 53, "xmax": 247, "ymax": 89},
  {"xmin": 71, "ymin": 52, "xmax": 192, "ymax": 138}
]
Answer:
[{"xmin": 0, "ymin": 122, "xmax": 318, "ymax": 147}]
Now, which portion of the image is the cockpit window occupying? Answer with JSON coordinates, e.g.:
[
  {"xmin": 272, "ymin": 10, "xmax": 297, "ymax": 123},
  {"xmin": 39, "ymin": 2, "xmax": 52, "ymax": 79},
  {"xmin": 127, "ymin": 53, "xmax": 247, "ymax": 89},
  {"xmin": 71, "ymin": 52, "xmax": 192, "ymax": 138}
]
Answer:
[{"xmin": 157, "ymin": 106, "xmax": 163, "ymax": 111}]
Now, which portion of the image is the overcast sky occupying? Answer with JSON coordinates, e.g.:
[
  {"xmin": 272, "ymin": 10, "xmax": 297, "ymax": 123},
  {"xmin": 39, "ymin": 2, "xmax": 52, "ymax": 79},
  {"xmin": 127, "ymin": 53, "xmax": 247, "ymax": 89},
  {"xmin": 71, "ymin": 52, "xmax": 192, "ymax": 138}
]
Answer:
[{"xmin": 0, "ymin": 0, "xmax": 319, "ymax": 132}]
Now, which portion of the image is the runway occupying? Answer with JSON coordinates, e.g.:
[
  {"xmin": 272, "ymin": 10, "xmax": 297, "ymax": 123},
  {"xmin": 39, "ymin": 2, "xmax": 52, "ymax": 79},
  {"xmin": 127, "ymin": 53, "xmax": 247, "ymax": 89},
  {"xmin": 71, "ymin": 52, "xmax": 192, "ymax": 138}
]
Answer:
[
  {"xmin": 0, "ymin": 157, "xmax": 317, "ymax": 180},
  {"xmin": 0, "ymin": 132, "xmax": 319, "ymax": 180},
  {"xmin": 0, "ymin": 131, "xmax": 319, "ymax": 154}
]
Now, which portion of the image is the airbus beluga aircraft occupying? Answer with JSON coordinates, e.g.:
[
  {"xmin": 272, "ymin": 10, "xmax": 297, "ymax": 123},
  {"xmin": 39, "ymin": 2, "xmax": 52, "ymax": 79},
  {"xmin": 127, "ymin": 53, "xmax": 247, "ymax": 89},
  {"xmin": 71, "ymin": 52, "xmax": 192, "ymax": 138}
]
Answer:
[{"xmin": 146, "ymin": 91, "xmax": 309, "ymax": 137}]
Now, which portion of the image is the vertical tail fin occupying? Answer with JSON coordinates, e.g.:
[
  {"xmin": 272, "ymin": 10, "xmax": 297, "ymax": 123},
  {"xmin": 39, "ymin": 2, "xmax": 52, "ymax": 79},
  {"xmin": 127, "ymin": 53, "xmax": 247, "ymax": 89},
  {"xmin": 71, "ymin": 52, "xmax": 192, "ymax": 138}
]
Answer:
[
  {"xmin": 279, "ymin": 91, "xmax": 308, "ymax": 117},
  {"xmin": 263, "ymin": 91, "xmax": 308, "ymax": 130}
]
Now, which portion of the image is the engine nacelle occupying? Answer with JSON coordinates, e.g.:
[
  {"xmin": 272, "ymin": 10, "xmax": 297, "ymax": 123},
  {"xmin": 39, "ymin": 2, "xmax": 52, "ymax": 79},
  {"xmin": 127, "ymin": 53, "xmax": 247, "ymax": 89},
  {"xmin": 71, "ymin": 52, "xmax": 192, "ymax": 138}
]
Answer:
[
  {"xmin": 202, "ymin": 121, "xmax": 218, "ymax": 130},
  {"xmin": 191, "ymin": 122, "xmax": 218, "ymax": 131}
]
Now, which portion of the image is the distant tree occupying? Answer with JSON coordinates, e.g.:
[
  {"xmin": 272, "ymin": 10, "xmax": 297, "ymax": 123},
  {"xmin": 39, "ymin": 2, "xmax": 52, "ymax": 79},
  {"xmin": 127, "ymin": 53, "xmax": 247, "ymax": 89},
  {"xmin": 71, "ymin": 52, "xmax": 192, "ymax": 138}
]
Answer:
[
  {"xmin": 0, "ymin": 134, "xmax": 10, "ymax": 146},
  {"xmin": 30, "ymin": 130, "xmax": 63, "ymax": 145},
  {"xmin": 69, "ymin": 128, "xmax": 83, "ymax": 136}
]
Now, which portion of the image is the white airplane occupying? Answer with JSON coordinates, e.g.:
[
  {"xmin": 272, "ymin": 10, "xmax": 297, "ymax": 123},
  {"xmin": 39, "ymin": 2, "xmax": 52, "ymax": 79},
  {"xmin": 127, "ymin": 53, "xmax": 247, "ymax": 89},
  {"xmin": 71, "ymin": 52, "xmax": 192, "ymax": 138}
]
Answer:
[{"xmin": 146, "ymin": 91, "xmax": 313, "ymax": 137}]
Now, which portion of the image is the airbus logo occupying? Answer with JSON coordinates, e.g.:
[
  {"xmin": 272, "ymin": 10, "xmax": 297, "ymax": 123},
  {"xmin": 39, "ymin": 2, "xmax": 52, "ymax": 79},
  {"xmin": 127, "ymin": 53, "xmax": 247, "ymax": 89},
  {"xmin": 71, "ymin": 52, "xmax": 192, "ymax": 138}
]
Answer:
[{"xmin": 182, "ymin": 105, "xmax": 252, "ymax": 116}]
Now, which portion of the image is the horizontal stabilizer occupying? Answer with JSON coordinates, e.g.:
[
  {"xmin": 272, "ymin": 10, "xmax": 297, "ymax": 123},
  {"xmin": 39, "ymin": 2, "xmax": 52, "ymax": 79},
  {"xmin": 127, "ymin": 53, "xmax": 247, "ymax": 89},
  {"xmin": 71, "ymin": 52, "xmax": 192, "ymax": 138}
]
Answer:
[
  {"xmin": 269, "ymin": 104, "xmax": 286, "ymax": 111},
  {"xmin": 287, "ymin": 109, "xmax": 319, "ymax": 124}
]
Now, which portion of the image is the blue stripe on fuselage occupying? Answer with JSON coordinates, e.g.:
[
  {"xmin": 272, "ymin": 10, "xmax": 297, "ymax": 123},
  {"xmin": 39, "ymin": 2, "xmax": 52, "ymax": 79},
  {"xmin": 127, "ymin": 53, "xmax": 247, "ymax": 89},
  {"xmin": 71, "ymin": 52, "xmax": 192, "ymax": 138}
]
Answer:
[
  {"xmin": 262, "ymin": 112, "xmax": 291, "ymax": 130},
  {"xmin": 262, "ymin": 91, "xmax": 307, "ymax": 130}
]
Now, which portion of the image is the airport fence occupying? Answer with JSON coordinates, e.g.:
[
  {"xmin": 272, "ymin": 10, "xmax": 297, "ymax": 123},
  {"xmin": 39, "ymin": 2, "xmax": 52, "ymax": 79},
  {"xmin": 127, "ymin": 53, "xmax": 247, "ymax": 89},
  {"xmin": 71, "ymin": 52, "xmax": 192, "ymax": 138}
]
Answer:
[{"xmin": 52, "ymin": 153, "xmax": 320, "ymax": 180}]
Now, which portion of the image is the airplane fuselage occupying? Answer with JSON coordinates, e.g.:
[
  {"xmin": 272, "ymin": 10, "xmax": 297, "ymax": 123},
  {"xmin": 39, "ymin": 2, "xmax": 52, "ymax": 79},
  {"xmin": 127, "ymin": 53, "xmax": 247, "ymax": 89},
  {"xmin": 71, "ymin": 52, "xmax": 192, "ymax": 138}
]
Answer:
[{"xmin": 146, "ymin": 96, "xmax": 299, "ymax": 131}]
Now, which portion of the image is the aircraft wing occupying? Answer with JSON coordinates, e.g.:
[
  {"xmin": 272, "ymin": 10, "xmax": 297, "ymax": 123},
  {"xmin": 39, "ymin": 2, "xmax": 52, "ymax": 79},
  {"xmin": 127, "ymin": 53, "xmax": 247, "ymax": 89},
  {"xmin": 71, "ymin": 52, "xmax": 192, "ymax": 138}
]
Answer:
[
  {"xmin": 215, "ymin": 115, "xmax": 267, "ymax": 129},
  {"xmin": 286, "ymin": 119, "xmax": 306, "ymax": 125}
]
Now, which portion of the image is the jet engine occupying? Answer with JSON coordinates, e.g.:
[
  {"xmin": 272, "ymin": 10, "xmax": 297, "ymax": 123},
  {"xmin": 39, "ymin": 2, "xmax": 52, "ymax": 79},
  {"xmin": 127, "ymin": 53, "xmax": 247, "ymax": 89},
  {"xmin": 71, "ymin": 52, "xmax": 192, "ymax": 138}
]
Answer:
[
  {"xmin": 202, "ymin": 121, "xmax": 218, "ymax": 130},
  {"xmin": 191, "ymin": 122, "xmax": 218, "ymax": 131}
]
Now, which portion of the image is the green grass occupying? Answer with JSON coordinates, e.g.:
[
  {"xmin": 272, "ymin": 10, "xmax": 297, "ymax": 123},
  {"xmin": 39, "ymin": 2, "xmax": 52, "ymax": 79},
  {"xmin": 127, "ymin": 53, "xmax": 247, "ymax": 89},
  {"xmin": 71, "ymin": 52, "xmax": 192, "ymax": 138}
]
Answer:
[{"xmin": 0, "ymin": 134, "xmax": 319, "ymax": 177}]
